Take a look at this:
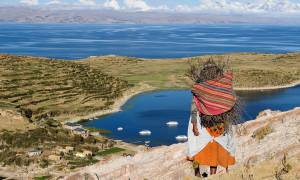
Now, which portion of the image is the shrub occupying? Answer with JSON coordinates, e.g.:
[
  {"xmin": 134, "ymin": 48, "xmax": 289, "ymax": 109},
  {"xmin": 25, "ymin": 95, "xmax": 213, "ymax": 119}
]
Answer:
[{"xmin": 252, "ymin": 125, "xmax": 272, "ymax": 140}]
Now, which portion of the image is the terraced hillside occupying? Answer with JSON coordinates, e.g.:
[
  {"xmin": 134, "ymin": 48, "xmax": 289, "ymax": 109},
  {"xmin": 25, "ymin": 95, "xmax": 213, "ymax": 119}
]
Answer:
[
  {"xmin": 81, "ymin": 53, "xmax": 300, "ymax": 89},
  {"xmin": 0, "ymin": 55, "xmax": 130, "ymax": 122}
]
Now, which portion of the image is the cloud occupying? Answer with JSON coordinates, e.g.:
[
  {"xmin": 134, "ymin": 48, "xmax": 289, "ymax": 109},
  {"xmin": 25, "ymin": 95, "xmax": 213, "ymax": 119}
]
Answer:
[
  {"xmin": 78, "ymin": 0, "xmax": 96, "ymax": 6},
  {"xmin": 103, "ymin": 0, "xmax": 120, "ymax": 10},
  {"xmin": 195, "ymin": 0, "xmax": 300, "ymax": 14},
  {"xmin": 46, "ymin": 0, "xmax": 61, "ymax": 5},
  {"xmin": 175, "ymin": 4, "xmax": 193, "ymax": 12},
  {"xmin": 123, "ymin": 0, "xmax": 151, "ymax": 11},
  {"xmin": 20, "ymin": 0, "xmax": 39, "ymax": 6}
]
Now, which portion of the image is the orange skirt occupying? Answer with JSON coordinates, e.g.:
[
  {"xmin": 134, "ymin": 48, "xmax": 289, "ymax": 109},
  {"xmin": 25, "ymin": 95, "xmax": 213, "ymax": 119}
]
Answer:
[{"xmin": 193, "ymin": 126, "xmax": 235, "ymax": 168}]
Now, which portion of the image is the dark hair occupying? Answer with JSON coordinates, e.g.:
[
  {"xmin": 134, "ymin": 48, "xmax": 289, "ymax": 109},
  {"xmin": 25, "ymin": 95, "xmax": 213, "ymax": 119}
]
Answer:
[
  {"xmin": 199, "ymin": 103, "xmax": 241, "ymax": 133},
  {"xmin": 188, "ymin": 58, "xmax": 241, "ymax": 133},
  {"xmin": 196, "ymin": 58, "xmax": 224, "ymax": 83},
  {"xmin": 187, "ymin": 57, "xmax": 226, "ymax": 83}
]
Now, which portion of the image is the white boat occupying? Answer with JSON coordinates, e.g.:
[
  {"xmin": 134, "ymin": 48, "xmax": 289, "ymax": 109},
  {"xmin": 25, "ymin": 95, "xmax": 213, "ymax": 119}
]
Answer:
[
  {"xmin": 145, "ymin": 141, "xmax": 151, "ymax": 144},
  {"xmin": 117, "ymin": 127, "xmax": 123, "ymax": 131},
  {"xmin": 166, "ymin": 121, "xmax": 179, "ymax": 127},
  {"xmin": 139, "ymin": 130, "xmax": 151, "ymax": 136},
  {"xmin": 175, "ymin": 135, "xmax": 188, "ymax": 142}
]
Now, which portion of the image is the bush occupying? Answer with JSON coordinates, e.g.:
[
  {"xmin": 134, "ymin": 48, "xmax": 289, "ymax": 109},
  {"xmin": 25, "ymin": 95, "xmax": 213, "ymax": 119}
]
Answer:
[
  {"xmin": 39, "ymin": 159, "xmax": 49, "ymax": 168},
  {"xmin": 252, "ymin": 125, "xmax": 272, "ymax": 140}
]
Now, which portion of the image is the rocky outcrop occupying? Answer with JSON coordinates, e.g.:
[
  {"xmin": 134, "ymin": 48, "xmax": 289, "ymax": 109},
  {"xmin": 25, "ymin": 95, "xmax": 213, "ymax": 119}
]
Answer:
[
  {"xmin": 65, "ymin": 108, "xmax": 300, "ymax": 180},
  {"xmin": 0, "ymin": 108, "xmax": 35, "ymax": 131}
]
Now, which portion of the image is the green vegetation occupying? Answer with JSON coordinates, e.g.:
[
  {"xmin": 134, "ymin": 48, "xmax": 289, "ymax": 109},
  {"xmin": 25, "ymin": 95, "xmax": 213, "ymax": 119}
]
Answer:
[
  {"xmin": 96, "ymin": 147, "xmax": 125, "ymax": 156},
  {"xmin": 1, "ymin": 52, "xmax": 300, "ymax": 124},
  {"xmin": 0, "ymin": 54, "xmax": 130, "ymax": 122},
  {"xmin": 252, "ymin": 125, "xmax": 273, "ymax": 140},
  {"xmin": 1, "ymin": 52, "xmax": 300, "ymax": 173},
  {"xmin": 68, "ymin": 157, "xmax": 98, "ymax": 169},
  {"xmin": 34, "ymin": 176, "xmax": 51, "ymax": 180},
  {"xmin": 86, "ymin": 127, "xmax": 112, "ymax": 134},
  {"xmin": 0, "ymin": 126, "xmax": 103, "ymax": 167},
  {"xmin": 81, "ymin": 53, "xmax": 300, "ymax": 89},
  {"xmin": 0, "ymin": 127, "xmax": 89, "ymax": 148}
]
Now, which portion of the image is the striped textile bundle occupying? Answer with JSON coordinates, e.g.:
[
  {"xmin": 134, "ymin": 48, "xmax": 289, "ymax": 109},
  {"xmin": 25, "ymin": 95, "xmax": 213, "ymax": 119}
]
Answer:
[{"xmin": 192, "ymin": 72, "xmax": 236, "ymax": 116}]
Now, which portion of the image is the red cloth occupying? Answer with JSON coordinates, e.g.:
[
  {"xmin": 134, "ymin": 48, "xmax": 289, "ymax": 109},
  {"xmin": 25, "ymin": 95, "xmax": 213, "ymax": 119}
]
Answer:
[{"xmin": 192, "ymin": 72, "xmax": 236, "ymax": 115}]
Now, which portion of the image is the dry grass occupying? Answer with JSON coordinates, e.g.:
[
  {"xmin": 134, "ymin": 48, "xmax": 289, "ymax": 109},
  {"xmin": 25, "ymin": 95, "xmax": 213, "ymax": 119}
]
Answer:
[
  {"xmin": 0, "ymin": 108, "xmax": 35, "ymax": 131},
  {"xmin": 0, "ymin": 54, "xmax": 130, "ymax": 122},
  {"xmin": 252, "ymin": 125, "xmax": 273, "ymax": 140},
  {"xmin": 1, "ymin": 52, "xmax": 300, "ymax": 125},
  {"xmin": 207, "ymin": 153, "xmax": 300, "ymax": 180},
  {"xmin": 81, "ymin": 52, "xmax": 300, "ymax": 89}
]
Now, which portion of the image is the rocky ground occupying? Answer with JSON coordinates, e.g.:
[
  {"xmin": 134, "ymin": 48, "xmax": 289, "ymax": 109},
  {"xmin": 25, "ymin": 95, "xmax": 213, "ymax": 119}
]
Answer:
[{"xmin": 65, "ymin": 108, "xmax": 300, "ymax": 180}]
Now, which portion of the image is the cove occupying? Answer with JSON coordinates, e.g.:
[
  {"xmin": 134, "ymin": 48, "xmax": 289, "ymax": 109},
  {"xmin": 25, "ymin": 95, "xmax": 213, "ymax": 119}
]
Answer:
[{"xmin": 81, "ymin": 85, "xmax": 300, "ymax": 146}]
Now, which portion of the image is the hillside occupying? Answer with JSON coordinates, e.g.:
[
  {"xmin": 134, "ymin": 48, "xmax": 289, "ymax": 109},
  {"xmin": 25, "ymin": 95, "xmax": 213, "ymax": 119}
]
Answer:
[
  {"xmin": 1, "ymin": 52, "xmax": 300, "ymax": 123},
  {"xmin": 0, "ymin": 54, "xmax": 130, "ymax": 122},
  {"xmin": 81, "ymin": 52, "xmax": 300, "ymax": 90},
  {"xmin": 65, "ymin": 108, "xmax": 300, "ymax": 180}
]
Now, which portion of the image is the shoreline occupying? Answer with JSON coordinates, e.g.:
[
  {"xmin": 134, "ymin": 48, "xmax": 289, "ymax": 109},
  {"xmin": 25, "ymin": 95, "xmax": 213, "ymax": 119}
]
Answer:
[
  {"xmin": 65, "ymin": 83, "xmax": 155, "ymax": 124},
  {"xmin": 234, "ymin": 80, "xmax": 300, "ymax": 91},
  {"xmin": 65, "ymin": 80, "xmax": 300, "ymax": 124}
]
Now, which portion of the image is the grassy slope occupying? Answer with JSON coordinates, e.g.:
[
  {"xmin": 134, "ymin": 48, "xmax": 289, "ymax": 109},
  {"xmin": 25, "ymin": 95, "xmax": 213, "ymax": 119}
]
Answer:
[
  {"xmin": 1, "ymin": 52, "xmax": 300, "ymax": 123},
  {"xmin": 0, "ymin": 54, "xmax": 130, "ymax": 122},
  {"xmin": 81, "ymin": 52, "xmax": 300, "ymax": 89}
]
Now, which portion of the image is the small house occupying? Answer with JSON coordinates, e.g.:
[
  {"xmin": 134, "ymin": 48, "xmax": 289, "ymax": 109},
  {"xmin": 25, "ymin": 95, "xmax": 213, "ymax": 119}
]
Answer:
[
  {"xmin": 75, "ymin": 150, "xmax": 92, "ymax": 158},
  {"xmin": 73, "ymin": 128, "xmax": 89, "ymax": 138},
  {"xmin": 28, "ymin": 149, "xmax": 42, "ymax": 157},
  {"xmin": 75, "ymin": 152, "xmax": 86, "ymax": 158},
  {"xmin": 48, "ymin": 154, "xmax": 62, "ymax": 161},
  {"xmin": 83, "ymin": 150, "xmax": 92, "ymax": 157},
  {"xmin": 65, "ymin": 146, "xmax": 74, "ymax": 152},
  {"xmin": 63, "ymin": 122, "xmax": 82, "ymax": 130}
]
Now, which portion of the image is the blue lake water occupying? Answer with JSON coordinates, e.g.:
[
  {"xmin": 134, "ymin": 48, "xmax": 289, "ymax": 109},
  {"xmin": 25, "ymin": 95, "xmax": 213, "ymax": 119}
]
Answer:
[
  {"xmin": 1, "ymin": 23, "xmax": 299, "ymax": 146},
  {"xmin": 81, "ymin": 85, "xmax": 300, "ymax": 147},
  {"xmin": 0, "ymin": 24, "xmax": 300, "ymax": 59}
]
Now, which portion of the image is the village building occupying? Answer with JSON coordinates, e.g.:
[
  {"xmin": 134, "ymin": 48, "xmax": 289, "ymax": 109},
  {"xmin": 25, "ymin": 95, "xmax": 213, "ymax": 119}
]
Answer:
[
  {"xmin": 75, "ymin": 150, "xmax": 93, "ymax": 158},
  {"xmin": 73, "ymin": 127, "xmax": 90, "ymax": 138},
  {"xmin": 63, "ymin": 122, "xmax": 82, "ymax": 130},
  {"xmin": 83, "ymin": 150, "xmax": 92, "ymax": 157},
  {"xmin": 75, "ymin": 152, "xmax": 86, "ymax": 158},
  {"xmin": 48, "ymin": 154, "xmax": 62, "ymax": 161},
  {"xmin": 65, "ymin": 146, "xmax": 74, "ymax": 152},
  {"xmin": 57, "ymin": 146, "xmax": 75, "ymax": 154},
  {"xmin": 27, "ymin": 149, "xmax": 42, "ymax": 157}
]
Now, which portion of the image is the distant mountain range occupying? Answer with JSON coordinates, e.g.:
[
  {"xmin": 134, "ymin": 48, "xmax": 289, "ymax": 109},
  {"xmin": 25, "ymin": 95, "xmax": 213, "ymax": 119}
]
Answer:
[
  {"xmin": 197, "ymin": 0, "xmax": 300, "ymax": 14},
  {"xmin": 0, "ymin": 6, "xmax": 300, "ymax": 24}
]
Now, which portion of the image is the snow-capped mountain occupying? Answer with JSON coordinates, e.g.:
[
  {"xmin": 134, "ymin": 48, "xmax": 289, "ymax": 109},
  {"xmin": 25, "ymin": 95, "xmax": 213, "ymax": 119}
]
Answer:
[
  {"xmin": 253, "ymin": 0, "xmax": 300, "ymax": 13},
  {"xmin": 197, "ymin": 0, "xmax": 300, "ymax": 14}
]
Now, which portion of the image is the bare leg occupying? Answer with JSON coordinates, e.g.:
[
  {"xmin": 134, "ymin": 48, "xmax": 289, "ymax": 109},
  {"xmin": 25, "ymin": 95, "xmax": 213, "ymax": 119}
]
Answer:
[
  {"xmin": 210, "ymin": 166, "xmax": 217, "ymax": 175},
  {"xmin": 195, "ymin": 165, "xmax": 201, "ymax": 177}
]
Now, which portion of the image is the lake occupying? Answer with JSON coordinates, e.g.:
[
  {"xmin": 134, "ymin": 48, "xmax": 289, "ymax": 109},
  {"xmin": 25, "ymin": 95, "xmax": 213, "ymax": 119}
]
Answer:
[
  {"xmin": 1, "ymin": 24, "xmax": 300, "ymax": 59},
  {"xmin": 81, "ymin": 85, "xmax": 300, "ymax": 147},
  {"xmin": 1, "ymin": 23, "xmax": 299, "ymax": 146}
]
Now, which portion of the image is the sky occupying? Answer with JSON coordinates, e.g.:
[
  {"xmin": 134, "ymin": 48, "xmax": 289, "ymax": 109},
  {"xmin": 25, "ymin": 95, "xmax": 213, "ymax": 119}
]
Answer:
[{"xmin": 1, "ymin": 0, "xmax": 300, "ymax": 14}]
